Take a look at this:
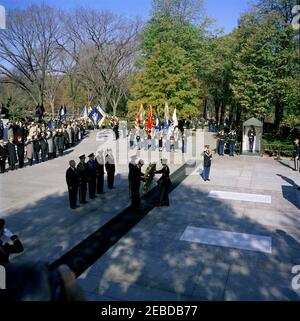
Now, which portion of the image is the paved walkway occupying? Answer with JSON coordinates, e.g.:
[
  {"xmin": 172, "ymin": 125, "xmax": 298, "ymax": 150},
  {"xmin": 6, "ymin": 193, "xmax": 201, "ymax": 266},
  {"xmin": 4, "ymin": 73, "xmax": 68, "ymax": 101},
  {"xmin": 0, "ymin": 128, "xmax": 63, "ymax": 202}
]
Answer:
[
  {"xmin": 1, "ymin": 131, "xmax": 300, "ymax": 301},
  {"xmin": 77, "ymin": 155, "xmax": 300, "ymax": 301}
]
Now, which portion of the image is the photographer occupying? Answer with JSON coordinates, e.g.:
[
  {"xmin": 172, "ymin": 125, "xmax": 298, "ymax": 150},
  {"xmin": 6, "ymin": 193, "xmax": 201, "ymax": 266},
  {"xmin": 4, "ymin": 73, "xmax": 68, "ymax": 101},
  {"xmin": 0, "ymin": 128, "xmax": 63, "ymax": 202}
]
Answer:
[{"xmin": 0, "ymin": 219, "xmax": 24, "ymax": 264}]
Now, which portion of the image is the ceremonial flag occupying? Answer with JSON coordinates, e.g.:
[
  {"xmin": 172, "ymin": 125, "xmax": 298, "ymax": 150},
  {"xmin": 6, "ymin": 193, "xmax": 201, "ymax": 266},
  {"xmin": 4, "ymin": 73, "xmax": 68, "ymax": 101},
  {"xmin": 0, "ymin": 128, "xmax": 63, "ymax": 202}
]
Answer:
[
  {"xmin": 59, "ymin": 105, "xmax": 67, "ymax": 121},
  {"xmin": 147, "ymin": 105, "xmax": 153, "ymax": 131},
  {"xmin": 139, "ymin": 104, "xmax": 145, "ymax": 126},
  {"xmin": 155, "ymin": 116, "xmax": 161, "ymax": 130},
  {"xmin": 97, "ymin": 105, "xmax": 107, "ymax": 127},
  {"xmin": 81, "ymin": 106, "xmax": 88, "ymax": 119},
  {"xmin": 135, "ymin": 110, "xmax": 140, "ymax": 129},
  {"xmin": 89, "ymin": 106, "xmax": 101, "ymax": 126},
  {"xmin": 164, "ymin": 102, "xmax": 169, "ymax": 129},
  {"xmin": 172, "ymin": 108, "xmax": 178, "ymax": 128}
]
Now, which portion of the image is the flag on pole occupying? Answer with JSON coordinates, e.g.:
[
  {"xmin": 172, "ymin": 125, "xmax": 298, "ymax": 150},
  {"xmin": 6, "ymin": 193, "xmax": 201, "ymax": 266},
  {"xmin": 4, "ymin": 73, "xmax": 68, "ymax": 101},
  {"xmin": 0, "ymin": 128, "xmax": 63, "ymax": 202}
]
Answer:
[
  {"xmin": 135, "ymin": 110, "xmax": 140, "ymax": 129},
  {"xmin": 172, "ymin": 108, "xmax": 178, "ymax": 128},
  {"xmin": 59, "ymin": 105, "xmax": 67, "ymax": 121},
  {"xmin": 164, "ymin": 102, "xmax": 169, "ymax": 129},
  {"xmin": 89, "ymin": 107, "xmax": 101, "ymax": 126},
  {"xmin": 147, "ymin": 105, "xmax": 153, "ymax": 131},
  {"xmin": 139, "ymin": 104, "xmax": 145, "ymax": 127},
  {"xmin": 97, "ymin": 105, "xmax": 107, "ymax": 127},
  {"xmin": 81, "ymin": 106, "xmax": 88, "ymax": 119},
  {"xmin": 155, "ymin": 115, "xmax": 161, "ymax": 130}
]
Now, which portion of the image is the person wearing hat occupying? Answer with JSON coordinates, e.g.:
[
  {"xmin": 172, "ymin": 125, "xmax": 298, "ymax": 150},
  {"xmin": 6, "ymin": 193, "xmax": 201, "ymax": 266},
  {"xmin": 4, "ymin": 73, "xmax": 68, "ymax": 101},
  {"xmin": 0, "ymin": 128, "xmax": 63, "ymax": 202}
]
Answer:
[
  {"xmin": 0, "ymin": 219, "xmax": 24, "ymax": 264},
  {"xmin": 202, "ymin": 145, "xmax": 212, "ymax": 182},
  {"xmin": 155, "ymin": 159, "xmax": 172, "ymax": 207},
  {"xmin": 76, "ymin": 155, "xmax": 89, "ymax": 204},
  {"xmin": 96, "ymin": 150, "xmax": 105, "ymax": 194},
  {"xmin": 66, "ymin": 160, "xmax": 80, "ymax": 209},
  {"xmin": 129, "ymin": 158, "xmax": 145, "ymax": 208},
  {"xmin": 105, "ymin": 149, "xmax": 116, "ymax": 189},
  {"xmin": 87, "ymin": 153, "xmax": 97, "ymax": 199},
  {"xmin": 0, "ymin": 139, "xmax": 7, "ymax": 173}
]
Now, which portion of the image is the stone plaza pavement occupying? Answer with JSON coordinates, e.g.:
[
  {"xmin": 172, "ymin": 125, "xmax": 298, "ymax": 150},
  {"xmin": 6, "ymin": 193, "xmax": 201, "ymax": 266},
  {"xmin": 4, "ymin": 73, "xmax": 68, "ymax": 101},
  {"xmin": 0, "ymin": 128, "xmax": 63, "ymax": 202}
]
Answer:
[
  {"xmin": 0, "ymin": 129, "xmax": 183, "ymax": 263},
  {"xmin": 77, "ymin": 155, "xmax": 300, "ymax": 301},
  {"xmin": 1, "ymin": 130, "xmax": 300, "ymax": 301}
]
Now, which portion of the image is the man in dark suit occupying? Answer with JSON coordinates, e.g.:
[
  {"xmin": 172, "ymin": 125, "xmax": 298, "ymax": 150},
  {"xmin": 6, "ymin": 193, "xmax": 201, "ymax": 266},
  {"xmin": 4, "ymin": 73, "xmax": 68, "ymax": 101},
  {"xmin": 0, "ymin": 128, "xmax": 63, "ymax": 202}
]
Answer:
[
  {"xmin": 87, "ymin": 153, "xmax": 97, "ymax": 199},
  {"xmin": 129, "ymin": 159, "xmax": 145, "ymax": 209},
  {"xmin": 0, "ymin": 219, "xmax": 24, "ymax": 264},
  {"xmin": 7, "ymin": 137, "xmax": 17, "ymax": 171},
  {"xmin": 155, "ymin": 159, "xmax": 172, "ymax": 207},
  {"xmin": 0, "ymin": 140, "xmax": 7, "ymax": 173},
  {"xmin": 66, "ymin": 160, "xmax": 80, "ymax": 209},
  {"xmin": 105, "ymin": 149, "xmax": 116, "ymax": 189},
  {"xmin": 77, "ymin": 155, "xmax": 88, "ymax": 204}
]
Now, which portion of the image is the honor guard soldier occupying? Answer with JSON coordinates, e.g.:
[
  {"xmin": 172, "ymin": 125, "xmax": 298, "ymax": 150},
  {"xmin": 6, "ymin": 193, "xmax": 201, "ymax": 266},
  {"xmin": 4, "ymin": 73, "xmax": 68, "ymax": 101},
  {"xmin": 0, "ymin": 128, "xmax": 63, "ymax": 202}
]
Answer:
[
  {"xmin": 293, "ymin": 138, "xmax": 300, "ymax": 171},
  {"xmin": 247, "ymin": 126, "xmax": 256, "ymax": 153},
  {"xmin": 77, "ymin": 154, "xmax": 89, "ymax": 204},
  {"xmin": 87, "ymin": 153, "xmax": 97, "ymax": 199},
  {"xmin": 66, "ymin": 160, "xmax": 80, "ymax": 209},
  {"xmin": 228, "ymin": 129, "xmax": 237, "ymax": 157}
]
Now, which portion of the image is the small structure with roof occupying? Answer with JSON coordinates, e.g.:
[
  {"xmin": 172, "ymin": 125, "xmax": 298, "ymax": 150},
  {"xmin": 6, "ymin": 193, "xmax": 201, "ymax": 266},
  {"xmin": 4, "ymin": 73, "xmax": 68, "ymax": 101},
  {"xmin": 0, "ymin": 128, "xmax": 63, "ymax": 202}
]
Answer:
[{"xmin": 242, "ymin": 118, "xmax": 263, "ymax": 154}]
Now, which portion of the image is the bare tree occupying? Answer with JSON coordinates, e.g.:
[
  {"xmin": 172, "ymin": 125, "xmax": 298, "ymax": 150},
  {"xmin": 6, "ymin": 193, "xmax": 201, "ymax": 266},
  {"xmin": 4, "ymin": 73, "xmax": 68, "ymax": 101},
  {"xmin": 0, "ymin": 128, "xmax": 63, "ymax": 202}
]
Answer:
[
  {"xmin": 0, "ymin": 5, "xmax": 63, "ymax": 108},
  {"xmin": 59, "ymin": 9, "xmax": 142, "ymax": 116}
]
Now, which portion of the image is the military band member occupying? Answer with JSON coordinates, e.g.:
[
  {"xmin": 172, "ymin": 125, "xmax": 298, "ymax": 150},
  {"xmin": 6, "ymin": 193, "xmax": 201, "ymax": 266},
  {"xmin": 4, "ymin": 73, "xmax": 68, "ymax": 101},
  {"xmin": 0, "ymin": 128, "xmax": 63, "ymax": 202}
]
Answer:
[
  {"xmin": 217, "ymin": 129, "xmax": 226, "ymax": 156},
  {"xmin": 155, "ymin": 159, "xmax": 172, "ymax": 207},
  {"xmin": 87, "ymin": 153, "xmax": 97, "ymax": 199},
  {"xmin": 228, "ymin": 129, "xmax": 237, "ymax": 157},
  {"xmin": 202, "ymin": 145, "xmax": 212, "ymax": 182},
  {"xmin": 66, "ymin": 160, "xmax": 80, "ymax": 209},
  {"xmin": 77, "ymin": 154, "xmax": 89, "ymax": 204},
  {"xmin": 96, "ymin": 150, "xmax": 105, "ymax": 194}
]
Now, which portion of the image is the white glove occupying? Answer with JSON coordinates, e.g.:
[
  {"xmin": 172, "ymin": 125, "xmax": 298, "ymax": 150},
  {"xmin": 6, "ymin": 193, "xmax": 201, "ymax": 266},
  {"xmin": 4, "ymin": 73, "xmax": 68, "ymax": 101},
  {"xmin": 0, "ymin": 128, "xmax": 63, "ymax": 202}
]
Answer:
[{"xmin": 4, "ymin": 228, "xmax": 14, "ymax": 238}]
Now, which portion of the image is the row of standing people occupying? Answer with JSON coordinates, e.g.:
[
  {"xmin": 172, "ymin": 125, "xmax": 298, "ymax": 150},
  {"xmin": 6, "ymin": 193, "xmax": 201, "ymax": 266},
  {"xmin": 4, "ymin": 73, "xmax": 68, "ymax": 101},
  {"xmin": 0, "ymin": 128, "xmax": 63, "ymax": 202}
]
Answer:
[
  {"xmin": 66, "ymin": 150, "xmax": 115, "ymax": 209},
  {"xmin": 0, "ymin": 121, "xmax": 85, "ymax": 173}
]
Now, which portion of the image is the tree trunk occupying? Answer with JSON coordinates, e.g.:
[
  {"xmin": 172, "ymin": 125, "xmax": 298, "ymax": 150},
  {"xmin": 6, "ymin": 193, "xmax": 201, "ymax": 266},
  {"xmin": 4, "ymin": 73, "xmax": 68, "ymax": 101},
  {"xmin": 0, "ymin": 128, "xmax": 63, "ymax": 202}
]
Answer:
[
  {"xmin": 274, "ymin": 98, "xmax": 283, "ymax": 136},
  {"xmin": 214, "ymin": 99, "xmax": 221, "ymax": 126},
  {"xmin": 220, "ymin": 101, "xmax": 225, "ymax": 127}
]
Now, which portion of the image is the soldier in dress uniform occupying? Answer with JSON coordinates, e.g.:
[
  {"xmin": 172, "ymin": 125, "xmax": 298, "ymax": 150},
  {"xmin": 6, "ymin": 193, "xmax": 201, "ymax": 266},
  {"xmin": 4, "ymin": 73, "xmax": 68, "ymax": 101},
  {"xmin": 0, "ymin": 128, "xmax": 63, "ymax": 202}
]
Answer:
[
  {"xmin": 248, "ymin": 126, "xmax": 256, "ymax": 153},
  {"xmin": 228, "ymin": 129, "xmax": 237, "ymax": 157},
  {"xmin": 87, "ymin": 153, "xmax": 97, "ymax": 199},
  {"xmin": 96, "ymin": 150, "xmax": 105, "ymax": 194},
  {"xmin": 66, "ymin": 160, "xmax": 80, "ymax": 209},
  {"xmin": 105, "ymin": 149, "xmax": 116, "ymax": 189},
  {"xmin": 155, "ymin": 159, "xmax": 172, "ymax": 207},
  {"xmin": 77, "ymin": 154, "xmax": 89, "ymax": 204},
  {"xmin": 217, "ymin": 129, "xmax": 226, "ymax": 156},
  {"xmin": 293, "ymin": 138, "xmax": 300, "ymax": 171}
]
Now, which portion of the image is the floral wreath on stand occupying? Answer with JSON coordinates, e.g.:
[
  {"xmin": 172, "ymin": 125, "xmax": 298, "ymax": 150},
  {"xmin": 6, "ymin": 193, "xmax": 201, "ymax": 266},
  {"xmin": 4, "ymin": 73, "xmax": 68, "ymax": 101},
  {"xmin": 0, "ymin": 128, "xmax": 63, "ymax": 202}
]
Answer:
[{"xmin": 143, "ymin": 163, "xmax": 157, "ymax": 193}]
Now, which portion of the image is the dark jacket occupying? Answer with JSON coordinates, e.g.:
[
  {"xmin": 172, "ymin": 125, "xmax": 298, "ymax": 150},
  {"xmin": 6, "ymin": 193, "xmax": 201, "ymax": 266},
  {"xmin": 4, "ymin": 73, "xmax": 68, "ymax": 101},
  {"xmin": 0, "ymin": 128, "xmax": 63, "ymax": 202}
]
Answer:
[
  {"xmin": 87, "ymin": 159, "xmax": 97, "ymax": 179},
  {"xmin": 7, "ymin": 142, "xmax": 18, "ymax": 164},
  {"xmin": 204, "ymin": 151, "xmax": 212, "ymax": 168},
  {"xmin": 56, "ymin": 133, "xmax": 65, "ymax": 150},
  {"xmin": 131, "ymin": 164, "xmax": 144, "ymax": 190},
  {"xmin": 228, "ymin": 132, "xmax": 237, "ymax": 144},
  {"xmin": 66, "ymin": 167, "xmax": 79, "ymax": 188},
  {"xmin": 156, "ymin": 165, "xmax": 171, "ymax": 187},
  {"xmin": 0, "ymin": 236, "xmax": 24, "ymax": 264},
  {"xmin": 77, "ymin": 162, "xmax": 89, "ymax": 182}
]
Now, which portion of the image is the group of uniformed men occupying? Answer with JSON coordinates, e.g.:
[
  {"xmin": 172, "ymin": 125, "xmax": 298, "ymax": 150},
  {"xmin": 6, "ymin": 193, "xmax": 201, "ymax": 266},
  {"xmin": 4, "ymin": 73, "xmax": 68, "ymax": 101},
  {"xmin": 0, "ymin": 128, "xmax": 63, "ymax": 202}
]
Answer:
[{"xmin": 66, "ymin": 149, "xmax": 115, "ymax": 209}]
